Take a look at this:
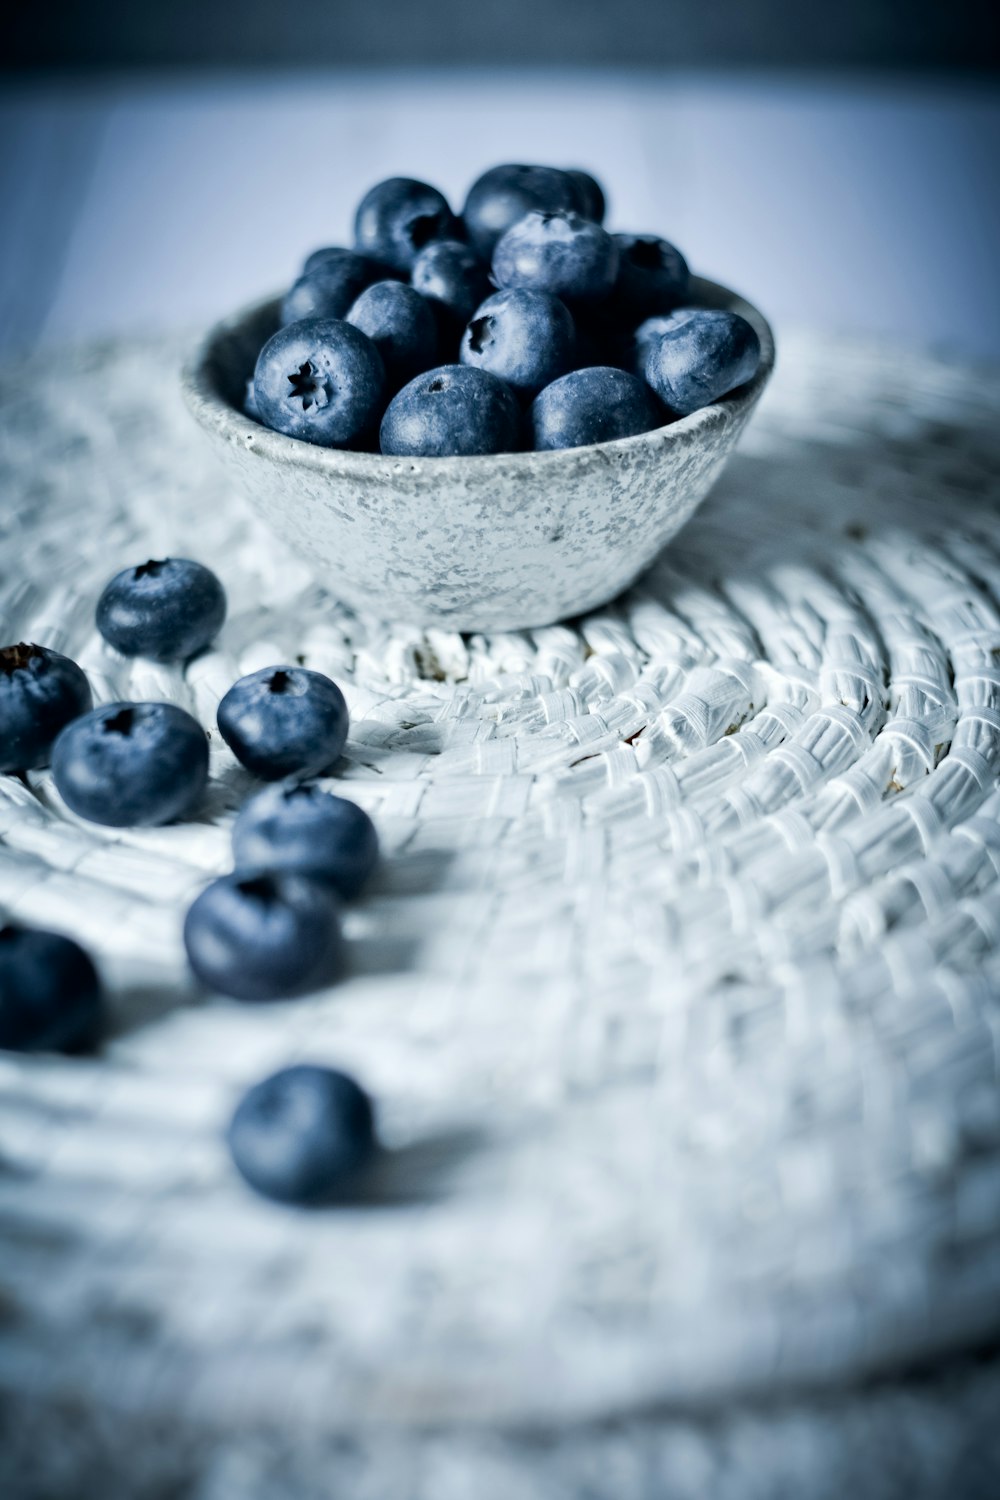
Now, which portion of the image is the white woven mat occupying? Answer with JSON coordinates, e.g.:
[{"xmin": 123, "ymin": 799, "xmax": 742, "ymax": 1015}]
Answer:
[{"xmin": 1, "ymin": 329, "xmax": 1000, "ymax": 1446}]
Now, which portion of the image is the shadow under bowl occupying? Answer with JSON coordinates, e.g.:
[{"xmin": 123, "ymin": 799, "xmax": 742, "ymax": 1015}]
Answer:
[{"xmin": 181, "ymin": 278, "xmax": 774, "ymax": 632}]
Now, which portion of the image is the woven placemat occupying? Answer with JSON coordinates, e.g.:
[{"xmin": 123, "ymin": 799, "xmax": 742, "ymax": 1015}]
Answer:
[{"xmin": 1, "ymin": 329, "xmax": 1000, "ymax": 1448}]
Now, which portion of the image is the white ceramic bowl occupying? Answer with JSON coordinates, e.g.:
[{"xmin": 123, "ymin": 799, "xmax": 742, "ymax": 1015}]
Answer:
[{"xmin": 182, "ymin": 278, "xmax": 774, "ymax": 632}]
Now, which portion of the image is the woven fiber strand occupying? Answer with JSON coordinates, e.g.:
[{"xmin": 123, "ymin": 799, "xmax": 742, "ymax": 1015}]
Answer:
[{"xmin": 1, "ymin": 331, "xmax": 1000, "ymax": 1447}]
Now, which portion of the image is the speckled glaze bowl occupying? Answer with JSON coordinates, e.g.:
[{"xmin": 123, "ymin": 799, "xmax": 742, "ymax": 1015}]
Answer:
[{"xmin": 182, "ymin": 277, "xmax": 774, "ymax": 631}]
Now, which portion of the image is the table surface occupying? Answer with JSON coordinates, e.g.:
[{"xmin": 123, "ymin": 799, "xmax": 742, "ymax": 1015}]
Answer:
[{"xmin": 1, "ymin": 70, "xmax": 999, "ymax": 359}]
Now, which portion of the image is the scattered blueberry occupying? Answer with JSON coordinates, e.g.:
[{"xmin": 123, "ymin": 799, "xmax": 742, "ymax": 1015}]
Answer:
[
  {"xmin": 640, "ymin": 308, "xmax": 761, "ymax": 416},
  {"xmin": 493, "ymin": 210, "xmax": 619, "ymax": 305},
  {"xmin": 462, "ymin": 164, "xmax": 581, "ymax": 261},
  {"xmin": 565, "ymin": 168, "xmax": 606, "ymax": 224},
  {"xmin": 0, "ymin": 643, "xmax": 92, "ymax": 774},
  {"xmin": 96, "ymin": 558, "xmax": 226, "ymax": 663},
  {"xmin": 184, "ymin": 872, "xmax": 344, "ymax": 1001},
  {"xmin": 354, "ymin": 178, "xmax": 459, "ymax": 274},
  {"xmin": 460, "ymin": 289, "xmax": 575, "ymax": 398},
  {"xmin": 52, "ymin": 701, "xmax": 209, "ymax": 827},
  {"xmin": 0, "ymin": 924, "xmax": 103, "ymax": 1053},
  {"xmin": 253, "ymin": 319, "xmax": 385, "ymax": 449},
  {"xmin": 531, "ymin": 366, "xmax": 665, "ymax": 451},
  {"xmin": 410, "ymin": 239, "xmax": 492, "ymax": 328},
  {"xmin": 380, "ymin": 365, "xmax": 522, "ymax": 458},
  {"xmin": 346, "ymin": 280, "xmax": 439, "ymax": 392},
  {"xmin": 217, "ymin": 666, "xmax": 349, "ymax": 781},
  {"xmin": 227, "ymin": 1063, "xmax": 375, "ymax": 1203},
  {"xmin": 610, "ymin": 234, "xmax": 690, "ymax": 321},
  {"xmin": 281, "ymin": 248, "xmax": 376, "ymax": 326},
  {"xmin": 232, "ymin": 782, "xmax": 378, "ymax": 900}
]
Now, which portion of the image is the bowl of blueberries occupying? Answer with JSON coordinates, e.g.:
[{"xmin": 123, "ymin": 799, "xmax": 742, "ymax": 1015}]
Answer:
[{"xmin": 184, "ymin": 163, "xmax": 774, "ymax": 633}]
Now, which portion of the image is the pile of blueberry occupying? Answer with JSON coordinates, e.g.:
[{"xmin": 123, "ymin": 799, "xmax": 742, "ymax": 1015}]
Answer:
[
  {"xmin": 248, "ymin": 163, "xmax": 762, "ymax": 456},
  {"xmin": 1, "ymin": 558, "xmax": 377, "ymax": 1203}
]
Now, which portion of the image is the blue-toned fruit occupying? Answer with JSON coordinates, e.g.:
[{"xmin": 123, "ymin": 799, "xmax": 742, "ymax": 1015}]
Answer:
[
  {"xmin": 1, "ymin": 643, "xmax": 92, "ymax": 774},
  {"xmin": 228, "ymin": 1063, "xmax": 375, "ymax": 1202}
]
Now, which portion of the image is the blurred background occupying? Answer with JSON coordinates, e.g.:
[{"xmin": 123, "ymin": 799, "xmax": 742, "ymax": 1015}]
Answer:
[{"xmin": 1, "ymin": 1, "xmax": 999, "ymax": 357}]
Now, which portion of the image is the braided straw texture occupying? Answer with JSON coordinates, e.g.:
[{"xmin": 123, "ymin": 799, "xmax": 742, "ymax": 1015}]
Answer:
[{"xmin": 1, "ymin": 331, "xmax": 1000, "ymax": 1462}]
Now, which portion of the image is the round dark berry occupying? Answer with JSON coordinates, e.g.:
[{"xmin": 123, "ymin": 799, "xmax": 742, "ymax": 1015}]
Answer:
[
  {"xmin": 253, "ymin": 318, "xmax": 385, "ymax": 450},
  {"xmin": 640, "ymin": 308, "xmax": 761, "ymax": 416},
  {"xmin": 217, "ymin": 666, "xmax": 349, "ymax": 781},
  {"xmin": 233, "ymin": 782, "xmax": 378, "ymax": 900},
  {"xmin": 345, "ymin": 280, "xmax": 439, "ymax": 392},
  {"xmin": 462, "ymin": 163, "xmax": 580, "ymax": 261},
  {"xmin": 460, "ymin": 288, "xmax": 575, "ymax": 398},
  {"xmin": 531, "ymin": 367, "xmax": 665, "ymax": 451},
  {"xmin": 184, "ymin": 872, "xmax": 344, "ymax": 1001},
  {"xmin": 410, "ymin": 239, "xmax": 492, "ymax": 328},
  {"xmin": 610, "ymin": 234, "xmax": 690, "ymax": 321},
  {"xmin": 96, "ymin": 558, "xmax": 226, "ymax": 663},
  {"xmin": 0, "ymin": 643, "xmax": 92, "ymax": 774},
  {"xmin": 0, "ymin": 924, "xmax": 103, "ymax": 1053},
  {"xmin": 353, "ymin": 178, "xmax": 459, "ymax": 274},
  {"xmin": 380, "ymin": 365, "xmax": 521, "ymax": 458},
  {"xmin": 281, "ymin": 249, "xmax": 376, "ymax": 326},
  {"xmin": 227, "ymin": 1063, "xmax": 375, "ymax": 1203},
  {"xmin": 52, "ymin": 701, "xmax": 209, "ymax": 827},
  {"xmin": 492, "ymin": 210, "xmax": 619, "ymax": 304}
]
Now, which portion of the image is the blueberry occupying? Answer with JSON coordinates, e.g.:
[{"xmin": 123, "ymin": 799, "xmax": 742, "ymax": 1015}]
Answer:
[
  {"xmin": 354, "ymin": 178, "xmax": 459, "ymax": 274},
  {"xmin": 52, "ymin": 701, "xmax": 209, "ymax": 827},
  {"xmin": 493, "ymin": 210, "xmax": 618, "ymax": 305},
  {"xmin": 565, "ymin": 168, "xmax": 606, "ymax": 223},
  {"xmin": 380, "ymin": 365, "xmax": 521, "ymax": 458},
  {"xmin": 629, "ymin": 310, "xmax": 696, "ymax": 374},
  {"xmin": 233, "ymin": 782, "xmax": 378, "ymax": 900},
  {"xmin": 531, "ymin": 367, "xmax": 665, "ymax": 451},
  {"xmin": 303, "ymin": 245, "xmax": 390, "ymax": 280},
  {"xmin": 610, "ymin": 234, "xmax": 690, "ymax": 321},
  {"xmin": 281, "ymin": 248, "xmax": 376, "ymax": 326},
  {"xmin": 0, "ymin": 924, "xmax": 103, "ymax": 1053},
  {"xmin": 227, "ymin": 1063, "xmax": 375, "ymax": 1203},
  {"xmin": 96, "ymin": 558, "xmax": 226, "ymax": 664},
  {"xmin": 0, "ymin": 643, "xmax": 92, "ymax": 774},
  {"xmin": 253, "ymin": 319, "xmax": 385, "ymax": 449},
  {"xmin": 184, "ymin": 873, "xmax": 344, "ymax": 1001},
  {"xmin": 217, "ymin": 666, "xmax": 349, "ymax": 781},
  {"xmin": 345, "ymin": 280, "xmax": 439, "ymax": 392},
  {"xmin": 460, "ymin": 289, "xmax": 575, "ymax": 398},
  {"xmin": 462, "ymin": 164, "xmax": 581, "ymax": 261},
  {"xmin": 410, "ymin": 239, "xmax": 492, "ymax": 328},
  {"xmin": 640, "ymin": 308, "xmax": 761, "ymax": 416}
]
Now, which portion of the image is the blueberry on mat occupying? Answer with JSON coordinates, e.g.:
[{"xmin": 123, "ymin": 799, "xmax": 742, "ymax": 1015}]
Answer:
[
  {"xmin": 96, "ymin": 558, "xmax": 226, "ymax": 663},
  {"xmin": 227, "ymin": 1063, "xmax": 375, "ymax": 1203},
  {"xmin": 0, "ymin": 924, "xmax": 103, "ymax": 1053},
  {"xmin": 0, "ymin": 642, "xmax": 92, "ymax": 774},
  {"xmin": 184, "ymin": 873, "xmax": 344, "ymax": 1002},
  {"xmin": 217, "ymin": 666, "xmax": 349, "ymax": 781},
  {"xmin": 52, "ymin": 701, "xmax": 209, "ymax": 827},
  {"xmin": 233, "ymin": 782, "xmax": 378, "ymax": 900}
]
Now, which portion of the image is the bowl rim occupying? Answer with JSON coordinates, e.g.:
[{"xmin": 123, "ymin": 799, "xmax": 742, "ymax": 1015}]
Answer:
[{"xmin": 181, "ymin": 275, "xmax": 775, "ymax": 476}]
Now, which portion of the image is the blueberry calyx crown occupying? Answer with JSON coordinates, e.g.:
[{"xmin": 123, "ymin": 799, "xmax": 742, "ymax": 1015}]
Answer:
[
  {"xmin": 287, "ymin": 361, "xmax": 333, "ymax": 412},
  {"xmin": 234, "ymin": 874, "xmax": 282, "ymax": 905},
  {"xmin": 626, "ymin": 238, "xmax": 664, "ymax": 269},
  {"xmin": 133, "ymin": 559, "xmax": 168, "ymax": 580},
  {"xmin": 408, "ymin": 212, "xmax": 448, "ymax": 251},
  {"xmin": 103, "ymin": 707, "xmax": 136, "ymax": 737},
  {"xmin": 467, "ymin": 317, "xmax": 494, "ymax": 354},
  {"xmin": 0, "ymin": 642, "xmax": 45, "ymax": 676},
  {"xmin": 425, "ymin": 376, "xmax": 446, "ymax": 393},
  {"xmin": 267, "ymin": 669, "xmax": 293, "ymax": 695}
]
